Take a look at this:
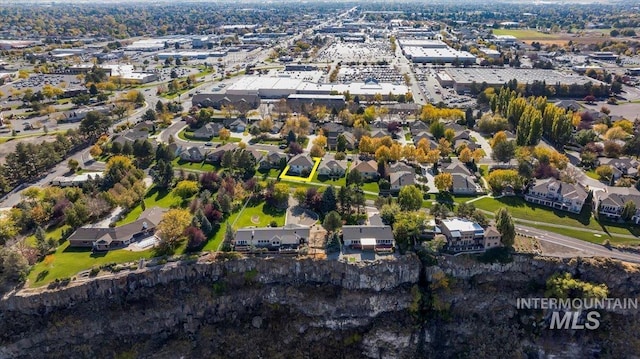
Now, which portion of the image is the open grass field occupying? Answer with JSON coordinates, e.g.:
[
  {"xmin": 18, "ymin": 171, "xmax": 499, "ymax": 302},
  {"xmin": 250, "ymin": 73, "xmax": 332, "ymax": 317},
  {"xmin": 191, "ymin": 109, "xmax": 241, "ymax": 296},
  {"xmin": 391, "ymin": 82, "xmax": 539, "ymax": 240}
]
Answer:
[
  {"xmin": 172, "ymin": 157, "xmax": 220, "ymax": 173},
  {"xmin": 492, "ymin": 29, "xmax": 557, "ymax": 40},
  {"xmin": 232, "ymin": 202, "xmax": 286, "ymax": 229}
]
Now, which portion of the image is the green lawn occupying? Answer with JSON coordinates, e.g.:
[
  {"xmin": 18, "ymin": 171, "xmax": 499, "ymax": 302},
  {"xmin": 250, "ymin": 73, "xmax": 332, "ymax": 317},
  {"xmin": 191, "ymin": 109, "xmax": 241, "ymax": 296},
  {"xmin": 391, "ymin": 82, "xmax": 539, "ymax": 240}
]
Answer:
[
  {"xmin": 117, "ymin": 187, "xmax": 183, "ymax": 226},
  {"xmin": 232, "ymin": 202, "xmax": 286, "ymax": 228},
  {"xmin": 492, "ymin": 29, "xmax": 557, "ymax": 40},
  {"xmin": 360, "ymin": 181, "xmax": 380, "ymax": 193},
  {"xmin": 585, "ymin": 169, "xmax": 600, "ymax": 180},
  {"xmin": 172, "ymin": 158, "xmax": 220, "ymax": 172},
  {"xmin": 258, "ymin": 168, "xmax": 282, "ymax": 178},
  {"xmin": 405, "ymin": 133, "xmax": 412, "ymax": 141},
  {"xmin": 473, "ymin": 196, "xmax": 640, "ymax": 238},
  {"xmin": 526, "ymin": 223, "xmax": 639, "ymax": 246},
  {"xmin": 25, "ymin": 225, "xmax": 71, "ymax": 247},
  {"xmin": 312, "ymin": 171, "xmax": 347, "ymax": 187},
  {"xmin": 27, "ymin": 240, "xmax": 154, "ymax": 287}
]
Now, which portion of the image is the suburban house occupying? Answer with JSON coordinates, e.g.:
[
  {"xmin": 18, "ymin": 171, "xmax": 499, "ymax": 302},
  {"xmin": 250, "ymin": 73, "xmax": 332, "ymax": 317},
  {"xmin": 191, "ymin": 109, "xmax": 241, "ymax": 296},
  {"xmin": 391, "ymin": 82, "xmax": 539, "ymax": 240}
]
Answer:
[
  {"xmin": 205, "ymin": 143, "xmax": 237, "ymax": 163},
  {"xmin": 111, "ymin": 128, "xmax": 151, "ymax": 147},
  {"xmin": 437, "ymin": 218, "xmax": 501, "ymax": 252},
  {"xmin": 524, "ymin": 177, "xmax": 588, "ymax": 214},
  {"xmin": 50, "ymin": 172, "xmax": 102, "ymax": 187},
  {"xmin": 288, "ymin": 154, "xmax": 315, "ymax": 175},
  {"xmin": 259, "ymin": 151, "xmax": 288, "ymax": 170},
  {"xmin": 413, "ymin": 133, "xmax": 438, "ymax": 149},
  {"xmin": 597, "ymin": 157, "xmax": 639, "ymax": 180},
  {"xmin": 224, "ymin": 118, "xmax": 247, "ymax": 132},
  {"xmin": 554, "ymin": 100, "xmax": 582, "ymax": 112},
  {"xmin": 441, "ymin": 160, "xmax": 482, "ymax": 195},
  {"xmin": 342, "ymin": 225, "xmax": 395, "ymax": 252},
  {"xmin": 68, "ymin": 207, "xmax": 165, "ymax": 251},
  {"xmin": 454, "ymin": 139, "xmax": 478, "ymax": 151},
  {"xmin": 317, "ymin": 159, "xmax": 348, "ymax": 178},
  {"xmin": 390, "ymin": 171, "xmax": 416, "ymax": 192},
  {"xmin": 323, "ymin": 123, "xmax": 345, "ymax": 150},
  {"xmin": 410, "ymin": 120, "xmax": 430, "ymax": 136},
  {"xmin": 192, "ymin": 122, "xmax": 225, "ymax": 140},
  {"xmin": 593, "ymin": 187, "xmax": 640, "ymax": 223},
  {"xmin": 370, "ymin": 128, "xmax": 391, "ymax": 139},
  {"xmin": 234, "ymin": 224, "xmax": 310, "ymax": 252},
  {"xmin": 180, "ymin": 146, "xmax": 205, "ymax": 162},
  {"xmin": 351, "ymin": 160, "xmax": 379, "ymax": 180},
  {"xmin": 341, "ymin": 132, "xmax": 357, "ymax": 150}
]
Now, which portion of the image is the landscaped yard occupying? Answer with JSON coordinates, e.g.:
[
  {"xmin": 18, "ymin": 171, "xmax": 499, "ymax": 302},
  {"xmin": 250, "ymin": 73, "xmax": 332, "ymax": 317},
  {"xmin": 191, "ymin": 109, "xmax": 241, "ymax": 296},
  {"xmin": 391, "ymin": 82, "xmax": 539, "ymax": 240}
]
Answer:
[
  {"xmin": 178, "ymin": 128, "xmax": 241, "ymax": 143},
  {"xmin": 279, "ymin": 157, "xmax": 321, "ymax": 183},
  {"xmin": 117, "ymin": 187, "xmax": 183, "ymax": 226},
  {"xmin": 172, "ymin": 158, "xmax": 220, "ymax": 172},
  {"xmin": 232, "ymin": 202, "xmax": 286, "ymax": 228},
  {"xmin": 312, "ymin": 170, "xmax": 347, "ymax": 187},
  {"xmin": 360, "ymin": 181, "xmax": 380, "ymax": 194},
  {"xmin": 585, "ymin": 169, "xmax": 600, "ymax": 180},
  {"xmin": 472, "ymin": 196, "xmax": 640, "ymax": 240},
  {"xmin": 27, "ymin": 241, "xmax": 155, "ymax": 287}
]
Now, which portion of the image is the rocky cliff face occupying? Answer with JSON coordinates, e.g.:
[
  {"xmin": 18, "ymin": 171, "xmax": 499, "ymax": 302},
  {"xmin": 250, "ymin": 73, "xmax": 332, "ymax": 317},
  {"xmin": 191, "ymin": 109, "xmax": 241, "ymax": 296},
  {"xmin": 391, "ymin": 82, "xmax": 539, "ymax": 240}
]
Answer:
[{"xmin": 1, "ymin": 254, "xmax": 639, "ymax": 359}]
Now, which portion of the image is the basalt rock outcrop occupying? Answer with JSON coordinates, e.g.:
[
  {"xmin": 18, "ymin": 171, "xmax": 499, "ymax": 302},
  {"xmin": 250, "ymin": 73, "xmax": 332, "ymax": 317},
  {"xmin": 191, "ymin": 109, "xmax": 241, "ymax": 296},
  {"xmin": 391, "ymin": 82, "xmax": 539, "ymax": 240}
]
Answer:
[{"xmin": 1, "ymin": 254, "xmax": 639, "ymax": 359}]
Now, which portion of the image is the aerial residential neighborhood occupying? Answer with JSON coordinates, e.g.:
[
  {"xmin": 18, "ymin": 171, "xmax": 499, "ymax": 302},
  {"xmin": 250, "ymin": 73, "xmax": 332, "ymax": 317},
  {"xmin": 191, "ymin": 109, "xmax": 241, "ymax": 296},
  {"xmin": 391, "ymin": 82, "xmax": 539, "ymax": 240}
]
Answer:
[{"xmin": 0, "ymin": 1, "xmax": 639, "ymax": 294}]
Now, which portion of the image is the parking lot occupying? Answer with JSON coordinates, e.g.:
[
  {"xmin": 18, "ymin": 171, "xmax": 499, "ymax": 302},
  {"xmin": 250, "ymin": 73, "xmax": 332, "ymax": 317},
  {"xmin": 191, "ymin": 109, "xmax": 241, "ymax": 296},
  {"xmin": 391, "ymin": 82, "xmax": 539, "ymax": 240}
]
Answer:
[{"xmin": 315, "ymin": 39, "xmax": 395, "ymax": 63}]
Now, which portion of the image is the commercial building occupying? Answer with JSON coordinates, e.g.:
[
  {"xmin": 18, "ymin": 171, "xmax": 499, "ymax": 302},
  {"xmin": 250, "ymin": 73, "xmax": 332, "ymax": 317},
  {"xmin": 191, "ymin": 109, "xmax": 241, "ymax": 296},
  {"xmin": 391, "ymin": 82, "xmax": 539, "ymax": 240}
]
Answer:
[
  {"xmin": 402, "ymin": 46, "xmax": 475, "ymax": 64},
  {"xmin": 442, "ymin": 68, "xmax": 607, "ymax": 93}
]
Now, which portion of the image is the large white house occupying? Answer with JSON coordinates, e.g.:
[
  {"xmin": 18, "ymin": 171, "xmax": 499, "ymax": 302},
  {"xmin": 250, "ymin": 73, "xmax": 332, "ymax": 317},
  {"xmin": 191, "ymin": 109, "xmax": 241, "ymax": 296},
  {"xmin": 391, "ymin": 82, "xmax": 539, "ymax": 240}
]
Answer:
[
  {"xmin": 438, "ymin": 218, "xmax": 501, "ymax": 252},
  {"xmin": 524, "ymin": 178, "xmax": 588, "ymax": 214}
]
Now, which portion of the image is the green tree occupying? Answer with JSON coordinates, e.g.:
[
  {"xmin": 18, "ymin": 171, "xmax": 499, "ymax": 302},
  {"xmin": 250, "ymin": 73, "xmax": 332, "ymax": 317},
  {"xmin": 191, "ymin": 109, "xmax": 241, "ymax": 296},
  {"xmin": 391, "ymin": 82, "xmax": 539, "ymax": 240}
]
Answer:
[
  {"xmin": 0, "ymin": 248, "xmax": 29, "ymax": 285},
  {"xmin": 173, "ymin": 180, "xmax": 199, "ymax": 200},
  {"xmin": 621, "ymin": 201, "xmax": 637, "ymax": 222},
  {"xmin": 380, "ymin": 203, "xmax": 401, "ymax": 225},
  {"xmin": 150, "ymin": 159, "xmax": 174, "ymax": 189},
  {"xmin": 398, "ymin": 185, "xmax": 423, "ymax": 211},
  {"xmin": 495, "ymin": 207, "xmax": 515, "ymax": 248},
  {"xmin": 80, "ymin": 111, "xmax": 111, "ymax": 140},
  {"xmin": 322, "ymin": 211, "xmax": 343, "ymax": 232},
  {"xmin": 429, "ymin": 121, "xmax": 445, "ymax": 139},
  {"xmin": 320, "ymin": 186, "xmax": 337, "ymax": 214},
  {"xmin": 491, "ymin": 140, "xmax": 516, "ymax": 164},
  {"xmin": 67, "ymin": 158, "xmax": 79, "ymax": 173},
  {"xmin": 347, "ymin": 169, "xmax": 363, "ymax": 187}
]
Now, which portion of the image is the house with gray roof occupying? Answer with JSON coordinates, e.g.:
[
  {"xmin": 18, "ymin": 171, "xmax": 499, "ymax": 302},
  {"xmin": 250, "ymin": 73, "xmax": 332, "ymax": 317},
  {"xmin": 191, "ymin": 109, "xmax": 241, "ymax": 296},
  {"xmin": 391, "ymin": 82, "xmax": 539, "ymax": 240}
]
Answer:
[
  {"xmin": 442, "ymin": 160, "xmax": 481, "ymax": 194},
  {"xmin": 259, "ymin": 151, "xmax": 287, "ymax": 169},
  {"xmin": 593, "ymin": 187, "xmax": 640, "ymax": 224},
  {"xmin": 68, "ymin": 207, "xmax": 165, "ymax": 251},
  {"xmin": 180, "ymin": 146, "xmax": 205, "ymax": 162},
  {"xmin": 317, "ymin": 159, "xmax": 348, "ymax": 178},
  {"xmin": 288, "ymin": 154, "xmax": 315, "ymax": 175},
  {"xmin": 342, "ymin": 225, "xmax": 395, "ymax": 252},
  {"xmin": 525, "ymin": 177, "xmax": 588, "ymax": 214},
  {"xmin": 410, "ymin": 120, "xmax": 430, "ymax": 136},
  {"xmin": 192, "ymin": 122, "xmax": 225, "ymax": 140},
  {"xmin": 597, "ymin": 157, "xmax": 639, "ymax": 180},
  {"xmin": 413, "ymin": 132, "xmax": 437, "ymax": 148},
  {"xmin": 234, "ymin": 224, "xmax": 310, "ymax": 252},
  {"xmin": 390, "ymin": 171, "xmax": 416, "ymax": 192},
  {"xmin": 205, "ymin": 143, "xmax": 237, "ymax": 163}
]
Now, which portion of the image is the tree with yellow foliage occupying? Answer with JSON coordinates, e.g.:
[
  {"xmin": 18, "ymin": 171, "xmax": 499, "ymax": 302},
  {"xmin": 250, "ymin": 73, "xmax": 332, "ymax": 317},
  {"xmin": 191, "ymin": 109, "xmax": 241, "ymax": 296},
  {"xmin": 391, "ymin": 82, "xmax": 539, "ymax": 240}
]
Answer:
[
  {"xmin": 218, "ymin": 128, "xmax": 231, "ymax": 142},
  {"xmin": 157, "ymin": 208, "xmax": 193, "ymax": 253},
  {"xmin": 438, "ymin": 138, "xmax": 452, "ymax": 157},
  {"xmin": 472, "ymin": 149, "xmax": 485, "ymax": 162},
  {"xmin": 358, "ymin": 136, "xmax": 375, "ymax": 154},
  {"xmin": 434, "ymin": 173, "xmax": 453, "ymax": 192},
  {"xmin": 417, "ymin": 138, "xmax": 432, "ymax": 152},
  {"xmin": 425, "ymin": 149, "xmax": 441, "ymax": 164},
  {"xmin": 313, "ymin": 134, "xmax": 327, "ymax": 148},
  {"xmin": 416, "ymin": 148, "xmax": 427, "ymax": 163},
  {"xmin": 604, "ymin": 126, "xmax": 630, "ymax": 141},
  {"xmin": 593, "ymin": 123, "xmax": 608, "ymax": 135},
  {"xmin": 390, "ymin": 143, "xmax": 402, "ymax": 161},
  {"xmin": 402, "ymin": 145, "xmax": 416, "ymax": 162},
  {"xmin": 375, "ymin": 146, "xmax": 392, "ymax": 162},
  {"xmin": 458, "ymin": 147, "xmax": 473, "ymax": 163}
]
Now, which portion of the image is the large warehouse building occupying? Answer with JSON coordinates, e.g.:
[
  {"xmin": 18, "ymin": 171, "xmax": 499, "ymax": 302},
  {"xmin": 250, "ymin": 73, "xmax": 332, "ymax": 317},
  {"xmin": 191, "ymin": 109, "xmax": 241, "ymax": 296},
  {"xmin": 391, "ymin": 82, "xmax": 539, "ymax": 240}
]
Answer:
[
  {"xmin": 442, "ymin": 68, "xmax": 608, "ymax": 93},
  {"xmin": 398, "ymin": 38, "xmax": 476, "ymax": 64}
]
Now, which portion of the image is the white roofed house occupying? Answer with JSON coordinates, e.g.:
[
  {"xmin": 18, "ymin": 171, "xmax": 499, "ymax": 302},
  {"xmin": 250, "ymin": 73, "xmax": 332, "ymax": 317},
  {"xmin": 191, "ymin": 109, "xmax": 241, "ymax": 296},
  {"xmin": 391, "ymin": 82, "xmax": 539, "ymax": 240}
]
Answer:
[
  {"xmin": 438, "ymin": 218, "xmax": 500, "ymax": 253},
  {"xmin": 524, "ymin": 178, "xmax": 588, "ymax": 214},
  {"xmin": 342, "ymin": 225, "xmax": 395, "ymax": 252},
  {"xmin": 234, "ymin": 224, "xmax": 310, "ymax": 252}
]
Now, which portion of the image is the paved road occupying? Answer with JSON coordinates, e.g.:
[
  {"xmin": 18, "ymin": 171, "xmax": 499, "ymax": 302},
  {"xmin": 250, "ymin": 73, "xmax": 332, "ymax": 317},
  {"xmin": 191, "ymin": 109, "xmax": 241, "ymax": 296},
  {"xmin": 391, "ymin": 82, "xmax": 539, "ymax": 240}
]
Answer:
[{"xmin": 516, "ymin": 224, "xmax": 640, "ymax": 264}]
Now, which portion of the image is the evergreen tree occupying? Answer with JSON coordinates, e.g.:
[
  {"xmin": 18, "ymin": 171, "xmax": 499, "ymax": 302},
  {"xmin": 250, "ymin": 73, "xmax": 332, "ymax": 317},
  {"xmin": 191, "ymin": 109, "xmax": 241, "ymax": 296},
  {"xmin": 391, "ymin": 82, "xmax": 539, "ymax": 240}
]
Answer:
[
  {"xmin": 495, "ymin": 207, "xmax": 515, "ymax": 248},
  {"xmin": 320, "ymin": 186, "xmax": 337, "ymax": 215}
]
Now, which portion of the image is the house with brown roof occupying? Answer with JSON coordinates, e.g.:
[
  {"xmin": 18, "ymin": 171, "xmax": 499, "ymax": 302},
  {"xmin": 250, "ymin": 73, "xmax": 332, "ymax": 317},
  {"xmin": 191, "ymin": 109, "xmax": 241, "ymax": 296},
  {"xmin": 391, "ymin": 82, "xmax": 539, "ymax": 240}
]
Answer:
[{"xmin": 351, "ymin": 160, "xmax": 379, "ymax": 180}]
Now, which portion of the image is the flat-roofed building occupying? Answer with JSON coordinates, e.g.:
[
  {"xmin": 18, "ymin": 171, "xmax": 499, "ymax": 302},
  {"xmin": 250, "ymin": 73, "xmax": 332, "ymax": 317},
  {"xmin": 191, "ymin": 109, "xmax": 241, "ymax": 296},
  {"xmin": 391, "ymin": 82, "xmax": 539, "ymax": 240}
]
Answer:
[{"xmin": 402, "ymin": 46, "xmax": 476, "ymax": 64}]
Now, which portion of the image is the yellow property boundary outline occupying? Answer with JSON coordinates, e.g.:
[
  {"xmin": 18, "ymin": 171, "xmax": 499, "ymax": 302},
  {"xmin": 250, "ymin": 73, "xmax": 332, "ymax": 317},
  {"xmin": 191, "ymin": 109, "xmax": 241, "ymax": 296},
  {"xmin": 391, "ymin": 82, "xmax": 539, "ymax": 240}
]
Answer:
[{"xmin": 279, "ymin": 157, "xmax": 322, "ymax": 183}]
